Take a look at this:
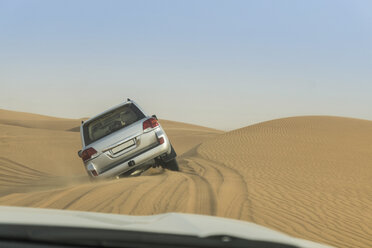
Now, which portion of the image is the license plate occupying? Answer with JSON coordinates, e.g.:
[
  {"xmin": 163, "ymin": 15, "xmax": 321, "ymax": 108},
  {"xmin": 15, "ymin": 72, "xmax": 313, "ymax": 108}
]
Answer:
[{"xmin": 111, "ymin": 139, "xmax": 135, "ymax": 154}]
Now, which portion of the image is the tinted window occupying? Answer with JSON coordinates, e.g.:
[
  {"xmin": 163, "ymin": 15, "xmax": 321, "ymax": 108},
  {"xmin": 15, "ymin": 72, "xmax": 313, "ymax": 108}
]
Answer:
[{"xmin": 83, "ymin": 104, "xmax": 145, "ymax": 146}]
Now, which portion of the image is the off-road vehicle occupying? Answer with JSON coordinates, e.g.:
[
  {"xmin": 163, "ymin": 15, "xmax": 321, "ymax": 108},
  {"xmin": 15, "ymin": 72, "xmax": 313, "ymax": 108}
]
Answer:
[{"xmin": 78, "ymin": 99, "xmax": 178, "ymax": 179}]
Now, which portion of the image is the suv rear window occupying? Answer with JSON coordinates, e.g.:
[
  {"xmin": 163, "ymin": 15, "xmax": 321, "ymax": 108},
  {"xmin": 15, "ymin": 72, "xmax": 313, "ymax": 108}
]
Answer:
[{"xmin": 83, "ymin": 103, "xmax": 145, "ymax": 146}]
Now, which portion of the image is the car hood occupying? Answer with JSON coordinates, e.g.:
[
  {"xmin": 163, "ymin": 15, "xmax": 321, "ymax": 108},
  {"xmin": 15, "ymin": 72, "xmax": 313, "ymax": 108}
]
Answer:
[{"xmin": 0, "ymin": 206, "xmax": 333, "ymax": 248}]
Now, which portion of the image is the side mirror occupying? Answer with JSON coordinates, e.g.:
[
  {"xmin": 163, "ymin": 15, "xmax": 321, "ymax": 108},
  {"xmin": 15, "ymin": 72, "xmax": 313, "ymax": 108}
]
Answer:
[
  {"xmin": 152, "ymin": 114, "xmax": 158, "ymax": 120},
  {"xmin": 78, "ymin": 150, "xmax": 82, "ymax": 158}
]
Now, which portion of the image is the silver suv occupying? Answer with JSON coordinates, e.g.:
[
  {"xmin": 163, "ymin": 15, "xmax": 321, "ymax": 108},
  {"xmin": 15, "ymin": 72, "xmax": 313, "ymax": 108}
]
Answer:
[{"xmin": 78, "ymin": 99, "xmax": 178, "ymax": 179}]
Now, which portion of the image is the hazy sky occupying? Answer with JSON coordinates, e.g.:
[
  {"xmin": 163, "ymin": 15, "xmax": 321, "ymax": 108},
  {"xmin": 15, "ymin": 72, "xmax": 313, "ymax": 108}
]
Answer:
[{"xmin": 1, "ymin": 0, "xmax": 371, "ymax": 130}]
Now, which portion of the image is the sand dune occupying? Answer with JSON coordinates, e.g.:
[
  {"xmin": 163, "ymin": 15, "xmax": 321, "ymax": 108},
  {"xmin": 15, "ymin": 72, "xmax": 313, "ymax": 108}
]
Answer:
[
  {"xmin": 158, "ymin": 120, "xmax": 224, "ymax": 154},
  {"xmin": 0, "ymin": 109, "xmax": 83, "ymax": 131},
  {"xmin": 0, "ymin": 110, "xmax": 371, "ymax": 248}
]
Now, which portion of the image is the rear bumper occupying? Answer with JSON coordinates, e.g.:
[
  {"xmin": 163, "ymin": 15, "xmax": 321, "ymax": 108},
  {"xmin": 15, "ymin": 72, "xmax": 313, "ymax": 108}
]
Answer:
[{"xmin": 86, "ymin": 134, "xmax": 171, "ymax": 179}]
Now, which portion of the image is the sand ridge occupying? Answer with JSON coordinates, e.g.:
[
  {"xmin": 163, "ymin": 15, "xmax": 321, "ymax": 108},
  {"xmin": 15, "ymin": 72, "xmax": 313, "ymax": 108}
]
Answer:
[
  {"xmin": 0, "ymin": 109, "xmax": 83, "ymax": 131},
  {"xmin": 0, "ymin": 110, "xmax": 371, "ymax": 248}
]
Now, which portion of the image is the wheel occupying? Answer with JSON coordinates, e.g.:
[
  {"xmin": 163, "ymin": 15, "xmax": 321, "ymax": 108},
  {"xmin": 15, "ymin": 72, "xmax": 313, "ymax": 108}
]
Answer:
[
  {"xmin": 161, "ymin": 145, "xmax": 179, "ymax": 171},
  {"xmin": 162, "ymin": 158, "xmax": 179, "ymax": 171}
]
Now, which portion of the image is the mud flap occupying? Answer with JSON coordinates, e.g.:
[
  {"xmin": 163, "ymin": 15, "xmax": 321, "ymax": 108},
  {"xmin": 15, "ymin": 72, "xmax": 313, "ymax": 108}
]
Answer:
[{"xmin": 162, "ymin": 145, "xmax": 177, "ymax": 163}]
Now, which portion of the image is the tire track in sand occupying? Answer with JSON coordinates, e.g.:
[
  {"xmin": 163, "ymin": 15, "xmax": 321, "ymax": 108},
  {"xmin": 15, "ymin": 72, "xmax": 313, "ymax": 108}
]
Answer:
[{"xmin": 178, "ymin": 145, "xmax": 254, "ymax": 222}]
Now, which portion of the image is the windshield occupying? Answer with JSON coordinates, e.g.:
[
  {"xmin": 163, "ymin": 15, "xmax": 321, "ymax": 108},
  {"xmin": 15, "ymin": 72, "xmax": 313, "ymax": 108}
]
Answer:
[
  {"xmin": 0, "ymin": 1, "xmax": 371, "ymax": 248},
  {"xmin": 83, "ymin": 103, "xmax": 145, "ymax": 146}
]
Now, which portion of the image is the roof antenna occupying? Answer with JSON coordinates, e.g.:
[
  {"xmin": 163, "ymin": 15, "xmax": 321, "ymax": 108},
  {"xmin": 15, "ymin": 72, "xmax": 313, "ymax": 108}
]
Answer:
[{"xmin": 127, "ymin": 98, "xmax": 131, "ymax": 101}]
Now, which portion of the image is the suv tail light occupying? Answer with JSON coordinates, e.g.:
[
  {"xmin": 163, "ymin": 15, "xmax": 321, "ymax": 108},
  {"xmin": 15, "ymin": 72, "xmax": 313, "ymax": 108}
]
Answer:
[
  {"xmin": 81, "ymin": 147, "xmax": 97, "ymax": 162},
  {"xmin": 143, "ymin": 117, "xmax": 159, "ymax": 131}
]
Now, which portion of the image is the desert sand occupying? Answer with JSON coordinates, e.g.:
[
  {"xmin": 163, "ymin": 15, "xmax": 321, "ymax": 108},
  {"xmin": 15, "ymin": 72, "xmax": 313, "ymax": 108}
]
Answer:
[{"xmin": 0, "ymin": 109, "xmax": 371, "ymax": 248}]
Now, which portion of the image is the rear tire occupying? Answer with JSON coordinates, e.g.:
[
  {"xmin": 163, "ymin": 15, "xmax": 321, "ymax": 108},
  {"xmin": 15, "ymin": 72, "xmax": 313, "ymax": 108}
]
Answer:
[
  {"xmin": 162, "ymin": 158, "xmax": 179, "ymax": 171},
  {"xmin": 161, "ymin": 144, "xmax": 179, "ymax": 171}
]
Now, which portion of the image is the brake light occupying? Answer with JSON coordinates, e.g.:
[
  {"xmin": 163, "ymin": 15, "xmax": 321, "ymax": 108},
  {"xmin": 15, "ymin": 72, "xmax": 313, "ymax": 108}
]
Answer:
[
  {"xmin": 81, "ymin": 147, "xmax": 97, "ymax": 162},
  {"xmin": 143, "ymin": 117, "xmax": 159, "ymax": 131}
]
